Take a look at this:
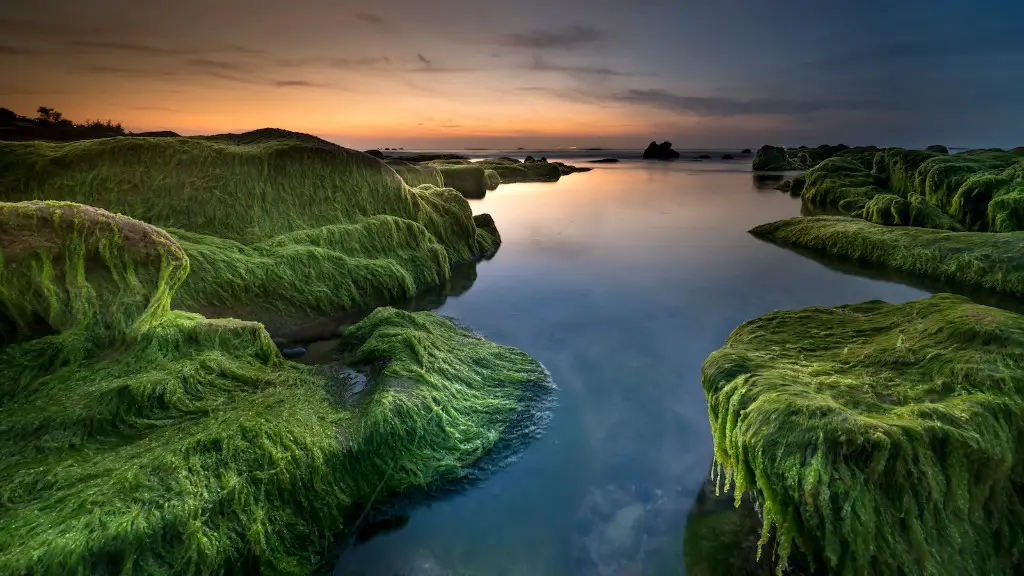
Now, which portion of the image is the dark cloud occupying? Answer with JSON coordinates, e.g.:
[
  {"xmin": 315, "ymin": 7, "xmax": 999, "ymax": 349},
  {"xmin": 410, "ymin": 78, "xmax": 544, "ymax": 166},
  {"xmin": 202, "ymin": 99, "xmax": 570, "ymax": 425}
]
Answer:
[
  {"xmin": 184, "ymin": 58, "xmax": 253, "ymax": 73},
  {"xmin": 0, "ymin": 45, "xmax": 34, "ymax": 56},
  {"xmin": 274, "ymin": 80, "xmax": 325, "ymax": 88},
  {"xmin": 614, "ymin": 89, "xmax": 896, "ymax": 116},
  {"xmin": 277, "ymin": 56, "xmax": 391, "ymax": 70},
  {"xmin": 529, "ymin": 55, "xmax": 636, "ymax": 77},
  {"xmin": 502, "ymin": 26, "xmax": 607, "ymax": 50},
  {"xmin": 65, "ymin": 40, "xmax": 189, "ymax": 56},
  {"xmin": 353, "ymin": 13, "xmax": 386, "ymax": 25}
]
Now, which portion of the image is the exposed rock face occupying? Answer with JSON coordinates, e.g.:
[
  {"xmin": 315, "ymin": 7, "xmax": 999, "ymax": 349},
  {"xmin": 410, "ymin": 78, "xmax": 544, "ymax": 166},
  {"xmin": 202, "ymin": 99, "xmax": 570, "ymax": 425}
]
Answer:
[
  {"xmin": 751, "ymin": 145, "xmax": 790, "ymax": 171},
  {"xmin": 642, "ymin": 141, "xmax": 680, "ymax": 160}
]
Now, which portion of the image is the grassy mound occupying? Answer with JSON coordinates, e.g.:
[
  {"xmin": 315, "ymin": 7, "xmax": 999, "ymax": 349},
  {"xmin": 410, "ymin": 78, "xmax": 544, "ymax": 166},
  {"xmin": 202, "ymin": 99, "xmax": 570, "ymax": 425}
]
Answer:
[
  {"xmin": 0, "ymin": 201, "xmax": 553, "ymax": 575},
  {"xmin": 797, "ymin": 147, "xmax": 1024, "ymax": 231},
  {"xmin": 0, "ymin": 134, "xmax": 501, "ymax": 324},
  {"xmin": 751, "ymin": 216, "xmax": 1024, "ymax": 296},
  {"xmin": 702, "ymin": 294, "xmax": 1024, "ymax": 575}
]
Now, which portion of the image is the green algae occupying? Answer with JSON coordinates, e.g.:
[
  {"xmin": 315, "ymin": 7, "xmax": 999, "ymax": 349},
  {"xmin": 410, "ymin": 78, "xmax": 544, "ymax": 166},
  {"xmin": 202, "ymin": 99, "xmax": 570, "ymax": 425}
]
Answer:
[
  {"xmin": 385, "ymin": 158, "xmax": 444, "ymax": 188},
  {"xmin": 435, "ymin": 164, "xmax": 488, "ymax": 199},
  {"xmin": 859, "ymin": 193, "xmax": 963, "ymax": 231},
  {"xmin": 0, "ymin": 134, "xmax": 501, "ymax": 324},
  {"xmin": 796, "ymin": 147, "xmax": 1024, "ymax": 231},
  {"xmin": 0, "ymin": 135, "xmax": 492, "ymax": 259},
  {"xmin": 751, "ymin": 216, "xmax": 1024, "ymax": 297},
  {"xmin": 473, "ymin": 157, "xmax": 563, "ymax": 184},
  {"xmin": 0, "ymin": 201, "xmax": 553, "ymax": 575},
  {"xmin": 702, "ymin": 293, "xmax": 1024, "ymax": 575}
]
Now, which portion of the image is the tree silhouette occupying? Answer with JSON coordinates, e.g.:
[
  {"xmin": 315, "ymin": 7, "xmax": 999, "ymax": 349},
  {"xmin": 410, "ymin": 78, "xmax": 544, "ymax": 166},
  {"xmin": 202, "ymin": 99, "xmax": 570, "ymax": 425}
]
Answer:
[{"xmin": 36, "ymin": 106, "xmax": 64, "ymax": 124}]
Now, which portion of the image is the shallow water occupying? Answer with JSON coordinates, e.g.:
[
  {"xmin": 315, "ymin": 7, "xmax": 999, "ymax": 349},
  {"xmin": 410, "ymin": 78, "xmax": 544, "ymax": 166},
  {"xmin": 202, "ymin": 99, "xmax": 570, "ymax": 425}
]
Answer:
[{"xmin": 331, "ymin": 160, "xmax": 928, "ymax": 575}]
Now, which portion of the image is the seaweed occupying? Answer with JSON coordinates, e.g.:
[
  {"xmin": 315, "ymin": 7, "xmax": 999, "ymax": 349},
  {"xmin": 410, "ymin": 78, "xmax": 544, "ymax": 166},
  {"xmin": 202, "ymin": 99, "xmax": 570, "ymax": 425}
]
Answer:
[
  {"xmin": 0, "ymin": 201, "xmax": 552, "ymax": 575},
  {"xmin": 702, "ymin": 293, "xmax": 1024, "ymax": 575},
  {"xmin": 751, "ymin": 216, "xmax": 1024, "ymax": 297}
]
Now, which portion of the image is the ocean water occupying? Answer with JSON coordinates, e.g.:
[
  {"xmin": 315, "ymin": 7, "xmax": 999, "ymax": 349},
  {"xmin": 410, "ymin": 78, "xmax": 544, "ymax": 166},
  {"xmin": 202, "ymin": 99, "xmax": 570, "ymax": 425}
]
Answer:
[{"xmin": 329, "ymin": 158, "xmax": 929, "ymax": 575}]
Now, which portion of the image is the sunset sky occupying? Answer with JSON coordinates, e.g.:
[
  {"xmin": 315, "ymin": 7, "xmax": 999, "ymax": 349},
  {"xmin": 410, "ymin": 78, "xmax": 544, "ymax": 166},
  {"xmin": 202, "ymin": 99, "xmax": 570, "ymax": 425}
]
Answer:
[{"xmin": 2, "ymin": 0, "xmax": 1022, "ymax": 149}]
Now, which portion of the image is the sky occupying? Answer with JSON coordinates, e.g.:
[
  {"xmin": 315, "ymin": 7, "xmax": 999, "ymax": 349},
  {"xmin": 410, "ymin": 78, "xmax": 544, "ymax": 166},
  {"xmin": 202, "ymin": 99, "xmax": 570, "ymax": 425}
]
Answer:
[{"xmin": 1, "ymin": 0, "xmax": 1022, "ymax": 149}]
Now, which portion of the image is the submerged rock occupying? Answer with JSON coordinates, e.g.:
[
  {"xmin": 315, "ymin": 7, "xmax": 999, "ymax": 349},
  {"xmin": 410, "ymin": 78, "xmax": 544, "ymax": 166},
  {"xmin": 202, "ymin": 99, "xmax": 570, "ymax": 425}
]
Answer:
[
  {"xmin": 703, "ymin": 293, "xmax": 1024, "ymax": 575},
  {"xmin": 642, "ymin": 141, "xmax": 680, "ymax": 160},
  {"xmin": 589, "ymin": 158, "xmax": 620, "ymax": 163}
]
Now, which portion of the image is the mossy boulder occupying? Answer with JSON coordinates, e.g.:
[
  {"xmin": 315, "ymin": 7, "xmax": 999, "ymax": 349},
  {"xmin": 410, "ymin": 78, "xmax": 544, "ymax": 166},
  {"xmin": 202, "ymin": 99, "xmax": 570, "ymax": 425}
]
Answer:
[
  {"xmin": 703, "ymin": 293, "xmax": 1024, "ymax": 575},
  {"xmin": 751, "ymin": 145, "xmax": 788, "ymax": 171},
  {"xmin": 385, "ymin": 158, "xmax": 444, "ymax": 188},
  {"xmin": 473, "ymin": 157, "xmax": 563, "ymax": 183},
  {"xmin": 751, "ymin": 215, "xmax": 1024, "ymax": 296},
  {"xmin": 436, "ymin": 164, "xmax": 488, "ymax": 199},
  {"xmin": 0, "ymin": 201, "xmax": 186, "ymax": 344},
  {"xmin": 642, "ymin": 141, "xmax": 680, "ymax": 160},
  {"xmin": 0, "ymin": 134, "xmax": 502, "ymax": 325},
  {"xmin": 0, "ymin": 200, "xmax": 554, "ymax": 574},
  {"xmin": 797, "ymin": 146, "xmax": 1024, "ymax": 231}
]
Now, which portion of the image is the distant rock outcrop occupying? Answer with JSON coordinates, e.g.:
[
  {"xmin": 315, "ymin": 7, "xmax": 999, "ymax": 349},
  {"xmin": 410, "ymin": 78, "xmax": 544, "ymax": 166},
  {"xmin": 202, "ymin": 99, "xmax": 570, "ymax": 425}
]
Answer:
[
  {"xmin": 589, "ymin": 158, "xmax": 620, "ymax": 163},
  {"xmin": 131, "ymin": 131, "xmax": 181, "ymax": 138},
  {"xmin": 752, "ymin": 145, "xmax": 790, "ymax": 170},
  {"xmin": 741, "ymin": 148, "xmax": 752, "ymax": 154},
  {"xmin": 642, "ymin": 141, "xmax": 680, "ymax": 160},
  {"xmin": 752, "ymin": 144, "xmax": 857, "ymax": 171},
  {"xmin": 721, "ymin": 153, "xmax": 734, "ymax": 160},
  {"xmin": 925, "ymin": 145, "xmax": 949, "ymax": 154}
]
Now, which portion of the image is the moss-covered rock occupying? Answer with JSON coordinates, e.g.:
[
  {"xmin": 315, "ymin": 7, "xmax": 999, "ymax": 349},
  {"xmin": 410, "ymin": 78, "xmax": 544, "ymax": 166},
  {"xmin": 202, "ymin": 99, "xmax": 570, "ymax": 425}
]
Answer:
[
  {"xmin": 472, "ymin": 157, "xmax": 563, "ymax": 184},
  {"xmin": 751, "ymin": 215, "xmax": 1024, "ymax": 296},
  {"xmin": 436, "ymin": 164, "xmax": 487, "ymax": 199},
  {"xmin": 752, "ymin": 145, "xmax": 789, "ymax": 171},
  {"xmin": 0, "ymin": 134, "xmax": 500, "ymax": 324},
  {"xmin": 702, "ymin": 293, "xmax": 1024, "ymax": 575},
  {"xmin": 0, "ymin": 201, "xmax": 554, "ymax": 575},
  {"xmin": 925, "ymin": 144, "xmax": 948, "ymax": 154},
  {"xmin": 385, "ymin": 158, "xmax": 444, "ymax": 188}
]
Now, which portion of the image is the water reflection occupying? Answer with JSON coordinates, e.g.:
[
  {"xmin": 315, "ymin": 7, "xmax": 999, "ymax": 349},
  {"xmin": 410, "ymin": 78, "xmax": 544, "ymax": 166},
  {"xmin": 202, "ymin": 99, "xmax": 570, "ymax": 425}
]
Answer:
[
  {"xmin": 332, "ymin": 160, "xmax": 930, "ymax": 575},
  {"xmin": 751, "ymin": 173, "xmax": 785, "ymax": 190}
]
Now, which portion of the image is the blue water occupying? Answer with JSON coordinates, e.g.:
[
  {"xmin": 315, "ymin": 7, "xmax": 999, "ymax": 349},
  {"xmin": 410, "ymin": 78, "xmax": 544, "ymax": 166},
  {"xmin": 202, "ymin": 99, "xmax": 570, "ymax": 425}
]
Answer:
[{"xmin": 332, "ymin": 159, "xmax": 928, "ymax": 575}]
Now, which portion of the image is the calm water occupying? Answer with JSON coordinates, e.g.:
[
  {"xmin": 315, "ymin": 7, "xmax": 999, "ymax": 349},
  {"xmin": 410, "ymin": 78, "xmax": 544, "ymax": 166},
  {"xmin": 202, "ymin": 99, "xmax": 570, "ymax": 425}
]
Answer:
[{"xmin": 333, "ymin": 159, "xmax": 928, "ymax": 575}]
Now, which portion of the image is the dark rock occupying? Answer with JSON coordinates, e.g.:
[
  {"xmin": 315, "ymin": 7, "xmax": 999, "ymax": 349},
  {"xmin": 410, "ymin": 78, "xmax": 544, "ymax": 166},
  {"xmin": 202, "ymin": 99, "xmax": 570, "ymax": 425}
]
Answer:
[
  {"xmin": 131, "ymin": 131, "xmax": 181, "ymax": 138},
  {"xmin": 721, "ymin": 153, "xmax": 735, "ymax": 160},
  {"xmin": 642, "ymin": 141, "xmax": 680, "ymax": 160},
  {"xmin": 399, "ymin": 153, "xmax": 469, "ymax": 162},
  {"xmin": 697, "ymin": 154, "xmax": 711, "ymax": 160},
  {"xmin": 363, "ymin": 149, "xmax": 385, "ymax": 159},
  {"xmin": 741, "ymin": 148, "xmax": 752, "ymax": 154},
  {"xmin": 925, "ymin": 144, "xmax": 949, "ymax": 154},
  {"xmin": 540, "ymin": 157, "xmax": 547, "ymax": 162},
  {"xmin": 524, "ymin": 155, "xmax": 536, "ymax": 163},
  {"xmin": 588, "ymin": 158, "xmax": 620, "ymax": 163},
  {"xmin": 752, "ymin": 145, "xmax": 789, "ymax": 171},
  {"xmin": 279, "ymin": 346, "xmax": 307, "ymax": 359}
]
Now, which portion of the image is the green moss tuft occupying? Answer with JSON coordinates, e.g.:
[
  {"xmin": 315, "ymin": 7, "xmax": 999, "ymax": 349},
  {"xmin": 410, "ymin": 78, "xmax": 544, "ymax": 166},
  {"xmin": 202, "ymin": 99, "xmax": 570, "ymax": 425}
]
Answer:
[{"xmin": 702, "ymin": 293, "xmax": 1024, "ymax": 575}]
